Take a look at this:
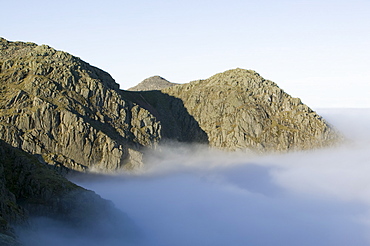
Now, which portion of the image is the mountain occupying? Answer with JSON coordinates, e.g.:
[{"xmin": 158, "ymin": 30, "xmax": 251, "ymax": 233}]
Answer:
[
  {"xmin": 0, "ymin": 37, "xmax": 162, "ymax": 173},
  {"xmin": 0, "ymin": 37, "xmax": 341, "ymax": 244},
  {"xmin": 127, "ymin": 69, "xmax": 339, "ymax": 152},
  {"xmin": 128, "ymin": 76, "xmax": 177, "ymax": 91},
  {"xmin": 0, "ymin": 38, "xmax": 340, "ymax": 175}
]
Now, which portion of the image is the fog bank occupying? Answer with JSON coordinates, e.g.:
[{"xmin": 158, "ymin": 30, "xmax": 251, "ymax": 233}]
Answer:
[{"xmin": 20, "ymin": 108, "xmax": 370, "ymax": 245}]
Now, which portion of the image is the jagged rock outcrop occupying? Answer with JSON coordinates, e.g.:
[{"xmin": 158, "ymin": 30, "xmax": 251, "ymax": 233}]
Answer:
[
  {"xmin": 160, "ymin": 68, "xmax": 339, "ymax": 151},
  {"xmin": 0, "ymin": 38, "xmax": 161, "ymax": 172},
  {"xmin": 0, "ymin": 140, "xmax": 135, "ymax": 245},
  {"xmin": 126, "ymin": 69, "xmax": 339, "ymax": 152},
  {"xmin": 1, "ymin": 38, "xmax": 340, "ymax": 175},
  {"xmin": 128, "ymin": 76, "xmax": 177, "ymax": 91}
]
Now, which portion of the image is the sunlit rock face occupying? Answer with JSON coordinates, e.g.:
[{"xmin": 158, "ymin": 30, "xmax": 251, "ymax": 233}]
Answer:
[
  {"xmin": 0, "ymin": 38, "xmax": 162, "ymax": 172},
  {"xmin": 134, "ymin": 68, "xmax": 340, "ymax": 152},
  {"xmin": 0, "ymin": 38, "xmax": 339, "ymax": 174}
]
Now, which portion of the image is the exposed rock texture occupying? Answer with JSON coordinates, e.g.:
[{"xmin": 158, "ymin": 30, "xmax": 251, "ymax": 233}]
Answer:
[
  {"xmin": 160, "ymin": 69, "xmax": 339, "ymax": 152},
  {"xmin": 0, "ymin": 140, "xmax": 135, "ymax": 245},
  {"xmin": 120, "ymin": 90, "xmax": 209, "ymax": 143},
  {"xmin": 128, "ymin": 76, "xmax": 177, "ymax": 91},
  {"xmin": 0, "ymin": 38, "xmax": 161, "ymax": 172},
  {"xmin": 0, "ymin": 37, "xmax": 340, "ymax": 175},
  {"xmin": 127, "ymin": 69, "xmax": 339, "ymax": 152}
]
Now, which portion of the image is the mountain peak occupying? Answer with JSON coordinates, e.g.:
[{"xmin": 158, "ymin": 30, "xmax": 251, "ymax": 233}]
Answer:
[
  {"xmin": 160, "ymin": 68, "xmax": 340, "ymax": 151},
  {"xmin": 128, "ymin": 75, "xmax": 177, "ymax": 91}
]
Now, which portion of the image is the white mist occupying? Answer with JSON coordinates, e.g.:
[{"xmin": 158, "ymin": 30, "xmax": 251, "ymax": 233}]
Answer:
[{"xmin": 21, "ymin": 108, "xmax": 370, "ymax": 246}]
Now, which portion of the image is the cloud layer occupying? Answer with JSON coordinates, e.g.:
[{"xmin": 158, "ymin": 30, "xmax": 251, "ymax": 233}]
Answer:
[{"xmin": 19, "ymin": 108, "xmax": 370, "ymax": 246}]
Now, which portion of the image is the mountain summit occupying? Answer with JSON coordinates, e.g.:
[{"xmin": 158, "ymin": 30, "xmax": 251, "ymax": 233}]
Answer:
[{"xmin": 128, "ymin": 75, "xmax": 177, "ymax": 91}]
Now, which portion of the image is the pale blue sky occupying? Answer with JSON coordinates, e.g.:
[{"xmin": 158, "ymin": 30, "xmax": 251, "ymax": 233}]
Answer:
[{"xmin": 2, "ymin": 0, "xmax": 370, "ymax": 108}]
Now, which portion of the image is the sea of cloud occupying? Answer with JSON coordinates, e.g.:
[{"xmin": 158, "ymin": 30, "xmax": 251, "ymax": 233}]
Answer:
[{"xmin": 18, "ymin": 108, "xmax": 370, "ymax": 246}]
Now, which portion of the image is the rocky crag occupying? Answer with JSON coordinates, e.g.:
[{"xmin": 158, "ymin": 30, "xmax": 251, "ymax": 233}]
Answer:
[
  {"xmin": 129, "ymin": 69, "xmax": 339, "ymax": 152},
  {"xmin": 0, "ymin": 38, "xmax": 339, "ymax": 175},
  {"xmin": 0, "ymin": 37, "xmax": 163, "ymax": 173},
  {"xmin": 164, "ymin": 69, "xmax": 339, "ymax": 151}
]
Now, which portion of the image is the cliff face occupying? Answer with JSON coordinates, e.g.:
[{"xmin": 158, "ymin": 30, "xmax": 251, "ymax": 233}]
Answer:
[
  {"xmin": 160, "ymin": 69, "xmax": 338, "ymax": 151},
  {"xmin": 0, "ymin": 38, "xmax": 161, "ymax": 172}
]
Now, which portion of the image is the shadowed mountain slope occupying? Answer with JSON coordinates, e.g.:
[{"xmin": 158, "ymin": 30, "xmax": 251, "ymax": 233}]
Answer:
[{"xmin": 0, "ymin": 140, "xmax": 136, "ymax": 245}]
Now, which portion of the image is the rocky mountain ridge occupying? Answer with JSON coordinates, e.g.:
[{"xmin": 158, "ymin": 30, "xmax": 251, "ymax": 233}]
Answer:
[
  {"xmin": 161, "ymin": 69, "xmax": 338, "ymax": 151},
  {"xmin": 0, "ymin": 38, "xmax": 340, "ymax": 174},
  {"xmin": 125, "ymin": 69, "xmax": 339, "ymax": 152}
]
